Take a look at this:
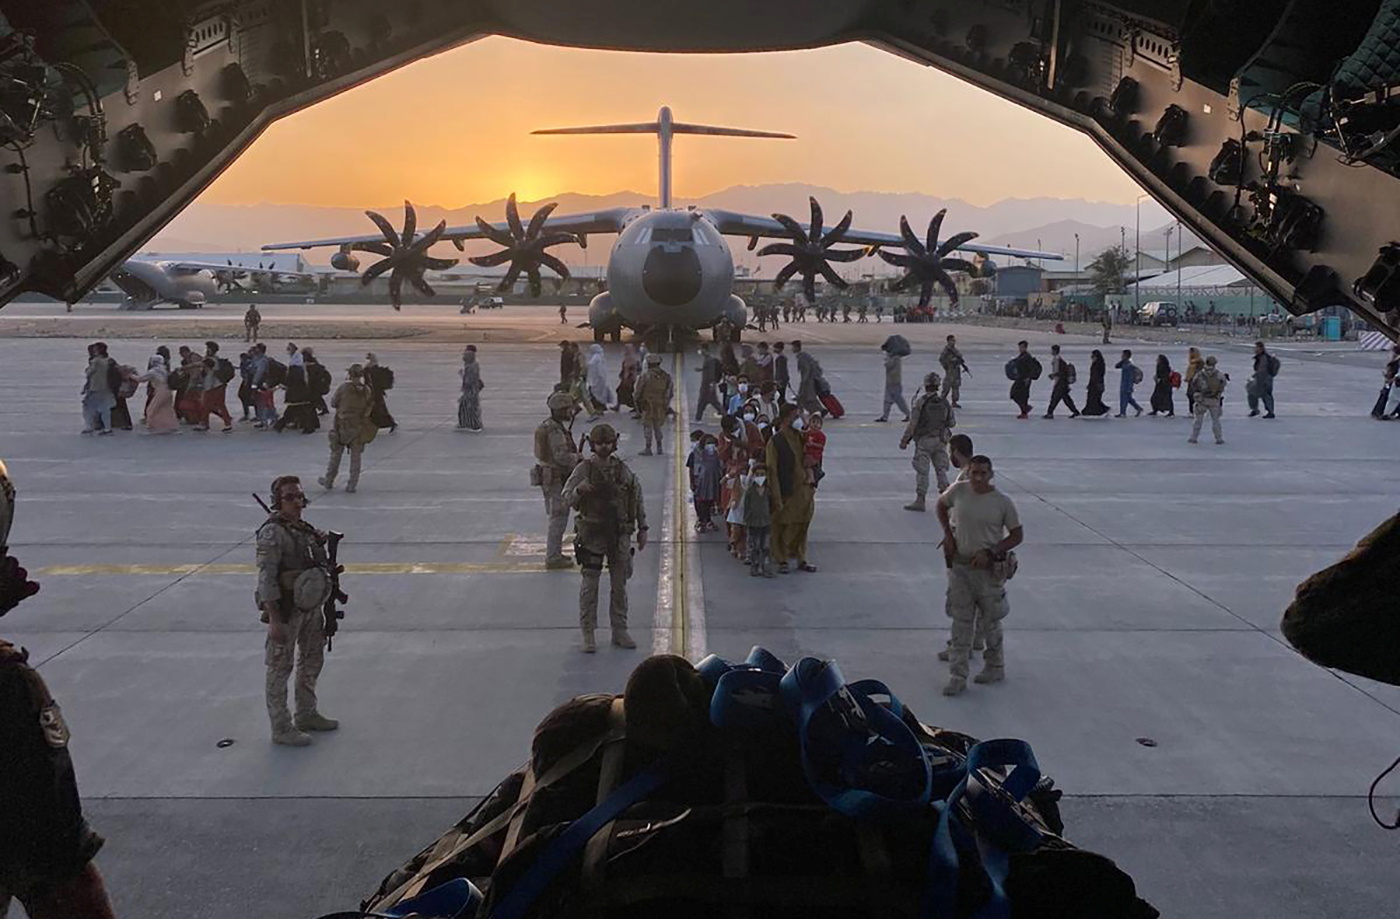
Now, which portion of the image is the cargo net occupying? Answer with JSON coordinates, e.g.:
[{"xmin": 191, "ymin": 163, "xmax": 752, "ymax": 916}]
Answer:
[{"xmin": 348, "ymin": 651, "xmax": 1159, "ymax": 919}]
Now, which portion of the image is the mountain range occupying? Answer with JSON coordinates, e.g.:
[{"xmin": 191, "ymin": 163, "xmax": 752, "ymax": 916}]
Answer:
[{"xmin": 150, "ymin": 183, "xmax": 1195, "ymax": 268}]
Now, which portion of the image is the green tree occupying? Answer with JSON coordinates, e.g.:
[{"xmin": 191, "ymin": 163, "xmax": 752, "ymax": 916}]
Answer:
[{"xmin": 1087, "ymin": 245, "xmax": 1131, "ymax": 294}]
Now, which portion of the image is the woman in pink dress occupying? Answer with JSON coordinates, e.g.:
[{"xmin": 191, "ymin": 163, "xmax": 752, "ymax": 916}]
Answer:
[{"xmin": 138, "ymin": 355, "xmax": 178, "ymax": 434}]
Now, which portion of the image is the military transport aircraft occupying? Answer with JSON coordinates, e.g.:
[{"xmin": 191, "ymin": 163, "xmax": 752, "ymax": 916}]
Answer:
[
  {"xmin": 108, "ymin": 257, "xmax": 315, "ymax": 309},
  {"xmin": 261, "ymin": 106, "xmax": 1059, "ymax": 343}
]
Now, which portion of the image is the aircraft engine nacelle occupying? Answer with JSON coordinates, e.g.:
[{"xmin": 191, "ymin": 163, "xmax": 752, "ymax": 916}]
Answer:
[
  {"xmin": 723, "ymin": 295, "xmax": 748, "ymax": 328},
  {"xmin": 589, "ymin": 292, "xmax": 621, "ymax": 331},
  {"xmin": 330, "ymin": 251, "xmax": 360, "ymax": 272}
]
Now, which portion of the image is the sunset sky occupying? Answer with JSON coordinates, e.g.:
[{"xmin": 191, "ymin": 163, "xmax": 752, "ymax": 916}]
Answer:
[{"xmin": 201, "ymin": 37, "xmax": 1144, "ymax": 209}]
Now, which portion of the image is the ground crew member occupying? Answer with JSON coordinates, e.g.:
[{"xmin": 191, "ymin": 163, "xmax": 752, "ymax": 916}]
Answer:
[
  {"xmin": 319, "ymin": 364, "xmax": 374, "ymax": 494},
  {"xmin": 535, "ymin": 392, "xmax": 583, "ymax": 568},
  {"xmin": 561, "ymin": 424, "xmax": 648, "ymax": 652},
  {"xmin": 1188, "ymin": 355, "xmax": 1228, "ymax": 445},
  {"xmin": 257, "ymin": 475, "xmax": 338, "ymax": 746},
  {"xmin": 633, "ymin": 353, "xmax": 674, "ymax": 456},
  {"xmin": 244, "ymin": 303, "xmax": 261, "ymax": 343},
  {"xmin": 899, "ymin": 372, "xmax": 955, "ymax": 512},
  {"xmin": 0, "ymin": 461, "xmax": 118, "ymax": 919},
  {"xmin": 938, "ymin": 335, "xmax": 968, "ymax": 408},
  {"xmin": 935, "ymin": 455, "xmax": 1023, "ymax": 697}
]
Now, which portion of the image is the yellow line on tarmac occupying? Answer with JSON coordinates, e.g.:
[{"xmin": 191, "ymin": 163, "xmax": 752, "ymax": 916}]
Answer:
[
  {"xmin": 671, "ymin": 350, "xmax": 689, "ymax": 657},
  {"xmin": 41, "ymin": 562, "xmax": 546, "ymax": 576}
]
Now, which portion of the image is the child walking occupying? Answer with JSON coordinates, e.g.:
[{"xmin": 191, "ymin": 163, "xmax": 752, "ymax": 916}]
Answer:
[
  {"xmin": 742, "ymin": 459, "xmax": 774, "ymax": 577},
  {"xmin": 692, "ymin": 433, "xmax": 722, "ymax": 532}
]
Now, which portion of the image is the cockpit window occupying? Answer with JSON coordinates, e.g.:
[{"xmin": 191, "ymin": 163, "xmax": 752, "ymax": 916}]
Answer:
[{"xmin": 652, "ymin": 227, "xmax": 694, "ymax": 243}]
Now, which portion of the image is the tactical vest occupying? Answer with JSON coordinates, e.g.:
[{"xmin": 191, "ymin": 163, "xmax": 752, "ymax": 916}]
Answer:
[
  {"xmin": 638, "ymin": 370, "xmax": 670, "ymax": 408},
  {"xmin": 534, "ymin": 419, "xmax": 575, "ymax": 469},
  {"xmin": 914, "ymin": 393, "xmax": 951, "ymax": 438},
  {"xmin": 576, "ymin": 459, "xmax": 636, "ymax": 538}
]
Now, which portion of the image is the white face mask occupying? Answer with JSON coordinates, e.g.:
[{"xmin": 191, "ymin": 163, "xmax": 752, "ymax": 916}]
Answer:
[
  {"xmin": 738, "ymin": 384, "xmax": 749, "ymax": 393},
  {"xmin": 704, "ymin": 444, "xmax": 716, "ymax": 455},
  {"xmin": 753, "ymin": 475, "xmax": 767, "ymax": 486},
  {"xmin": 743, "ymin": 413, "xmax": 755, "ymax": 422},
  {"xmin": 758, "ymin": 422, "xmax": 770, "ymax": 430},
  {"xmin": 793, "ymin": 417, "xmax": 806, "ymax": 431}
]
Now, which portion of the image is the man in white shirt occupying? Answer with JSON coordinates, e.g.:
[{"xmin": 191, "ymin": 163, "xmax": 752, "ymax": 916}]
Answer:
[{"xmin": 935, "ymin": 455, "xmax": 1024, "ymax": 696}]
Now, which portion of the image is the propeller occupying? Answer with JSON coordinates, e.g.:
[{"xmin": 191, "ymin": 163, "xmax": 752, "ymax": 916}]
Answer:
[
  {"xmin": 877, "ymin": 209, "xmax": 979, "ymax": 308},
  {"xmin": 468, "ymin": 193, "xmax": 578, "ymax": 296},
  {"xmin": 756, "ymin": 197, "xmax": 865, "ymax": 304},
  {"xmin": 350, "ymin": 200, "xmax": 459, "ymax": 310},
  {"xmin": 213, "ymin": 260, "xmax": 247, "ymax": 294}
]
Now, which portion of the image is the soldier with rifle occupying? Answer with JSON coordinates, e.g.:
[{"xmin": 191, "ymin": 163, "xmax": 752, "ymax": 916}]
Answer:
[
  {"xmin": 561, "ymin": 424, "xmax": 648, "ymax": 653},
  {"xmin": 0, "ymin": 459, "xmax": 119, "ymax": 919},
  {"xmin": 255, "ymin": 475, "xmax": 346, "ymax": 746}
]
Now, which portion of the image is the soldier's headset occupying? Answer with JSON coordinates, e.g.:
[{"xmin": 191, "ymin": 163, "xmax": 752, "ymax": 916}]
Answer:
[{"xmin": 270, "ymin": 477, "xmax": 310, "ymax": 509}]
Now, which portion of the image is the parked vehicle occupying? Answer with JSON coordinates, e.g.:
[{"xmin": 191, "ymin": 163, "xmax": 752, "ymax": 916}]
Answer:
[{"xmin": 1138, "ymin": 301, "xmax": 1179, "ymax": 326}]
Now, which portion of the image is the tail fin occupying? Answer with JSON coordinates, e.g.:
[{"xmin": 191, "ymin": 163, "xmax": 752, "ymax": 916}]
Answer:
[{"xmin": 532, "ymin": 106, "xmax": 794, "ymax": 208}]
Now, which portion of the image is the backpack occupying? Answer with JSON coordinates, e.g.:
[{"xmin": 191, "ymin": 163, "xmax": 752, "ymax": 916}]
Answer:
[
  {"xmin": 214, "ymin": 357, "xmax": 236, "ymax": 384},
  {"xmin": 1004, "ymin": 358, "xmax": 1018, "ymax": 381},
  {"xmin": 1027, "ymin": 356, "xmax": 1043, "ymax": 380},
  {"xmin": 1266, "ymin": 353, "xmax": 1281, "ymax": 377},
  {"xmin": 263, "ymin": 358, "xmax": 286, "ymax": 388},
  {"xmin": 1169, "ymin": 370, "xmax": 1182, "ymax": 389},
  {"xmin": 1063, "ymin": 362, "xmax": 1077, "ymax": 385},
  {"xmin": 309, "ymin": 362, "xmax": 332, "ymax": 395},
  {"xmin": 1132, "ymin": 365, "xmax": 1144, "ymax": 385}
]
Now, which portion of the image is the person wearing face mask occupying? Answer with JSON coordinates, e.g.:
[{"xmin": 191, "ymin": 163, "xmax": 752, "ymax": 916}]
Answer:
[
  {"xmin": 726, "ymin": 376, "xmax": 753, "ymax": 416},
  {"xmin": 533, "ymin": 392, "xmax": 584, "ymax": 569},
  {"xmin": 691, "ymin": 434, "xmax": 723, "ymax": 532},
  {"xmin": 756, "ymin": 380, "xmax": 781, "ymax": 420},
  {"xmin": 741, "ymin": 460, "xmax": 774, "ymax": 577},
  {"xmin": 562, "ymin": 424, "xmax": 648, "ymax": 652},
  {"xmin": 765, "ymin": 405, "xmax": 818, "ymax": 573}
]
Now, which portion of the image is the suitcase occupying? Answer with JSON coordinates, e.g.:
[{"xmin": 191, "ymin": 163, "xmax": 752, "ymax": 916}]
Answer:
[{"xmin": 819, "ymin": 392, "xmax": 845, "ymax": 418}]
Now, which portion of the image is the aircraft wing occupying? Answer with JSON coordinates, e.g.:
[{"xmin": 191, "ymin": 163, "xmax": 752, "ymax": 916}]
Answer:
[
  {"xmin": 703, "ymin": 208, "xmax": 1064, "ymax": 261},
  {"xmin": 155, "ymin": 259, "xmax": 317, "ymax": 279},
  {"xmin": 261, "ymin": 208, "xmax": 636, "ymax": 253}
]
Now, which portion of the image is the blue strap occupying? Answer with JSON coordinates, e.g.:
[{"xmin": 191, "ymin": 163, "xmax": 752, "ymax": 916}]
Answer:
[
  {"xmin": 383, "ymin": 878, "xmax": 482, "ymax": 919},
  {"xmin": 486, "ymin": 761, "xmax": 670, "ymax": 919}
]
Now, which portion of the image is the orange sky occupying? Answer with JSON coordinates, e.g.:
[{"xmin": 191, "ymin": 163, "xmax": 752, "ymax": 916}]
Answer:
[{"xmin": 201, "ymin": 37, "xmax": 1144, "ymax": 209}]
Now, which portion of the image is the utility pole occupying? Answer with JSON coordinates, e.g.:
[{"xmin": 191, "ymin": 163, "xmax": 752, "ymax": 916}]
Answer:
[
  {"xmin": 1135, "ymin": 193, "xmax": 1149, "ymax": 314},
  {"xmin": 1074, "ymin": 232, "xmax": 1080, "ymax": 276}
]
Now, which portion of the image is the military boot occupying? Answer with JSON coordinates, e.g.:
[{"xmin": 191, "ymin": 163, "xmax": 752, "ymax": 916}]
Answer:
[
  {"xmin": 272, "ymin": 725, "xmax": 313, "ymax": 746},
  {"xmin": 941, "ymin": 677, "xmax": 967, "ymax": 697},
  {"xmin": 904, "ymin": 495, "xmax": 927, "ymax": 512},
  {"xmin": 612, "ymin": 628, "xmax": 637, "ymax": 649},
  {"xmin": 581, "ymin": 630, "xmax": 597, "ymax": 653},
  {"xmin": 294, "ymin": 712, "xmax": 340, "ymax": 732},
  {"xmin": 318, "ymin": 476, "xmax": 335, "ymax": 490},
  {"xmin": 973, "ymin": 668, "xmax": 1004, "ymax": 685}
]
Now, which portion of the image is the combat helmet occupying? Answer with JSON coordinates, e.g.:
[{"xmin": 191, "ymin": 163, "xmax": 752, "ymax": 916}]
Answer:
[
  {"xmin": 547, "ymin": 391, "xmax": 575, "ymax": 412},
  {"xmin": 588, "ymin": 422, "xmax": 619, "ymax": 444},
  {"xmin": 645, "ymin": 353, "xmax": 662, "ymax": 366},
  {"xmin": 924, "ymin": 371, "xmax": 942, "ymax": 390}
]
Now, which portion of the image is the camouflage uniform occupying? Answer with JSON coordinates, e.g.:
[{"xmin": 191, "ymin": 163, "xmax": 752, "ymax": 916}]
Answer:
[
  {"xmin": 323, "ymin": 378, "xmax": 374, "ymax": 492},
  {"xmin": 633, "ymin": 359, "xmax": 674, "ymax": 455},
  {"xmin": 256, "ymin": 513, "xmax": 330, "ymax": 737},
  {"xmin": 0, "ymin": 641, "xmax": 110, "ymax": 918},
  {"xmin": 1188, "ymin": 365, "xmax": 1227, "ymax": 444},
  {"xmin": 561, "ymin": 448, "xmax": 647, "ymax": 648},
  {"xmin": 939, "ymin": 344, "xmax": 967, "ymax": 405},
  {"xmin": 534, "ymin": 402, "xmax": 582, "ymax": 566},
  {"xmin": 901, "ymin": 385, "xmax": 955, "ymax": 505}
]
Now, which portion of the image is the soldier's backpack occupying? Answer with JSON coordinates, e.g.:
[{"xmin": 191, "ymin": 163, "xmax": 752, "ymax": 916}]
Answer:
[
  {"xmin": 214, "ymin": 357, "xmax": 236, "ymax": 384},
  {"xmin": 353, "ymin": 649, "xmax": 1158, "ymax": 919},
  {"xmin": 1266, "ymin": 353, "xmax": 1281, "ymax": 377},
  {"xmin": 263, "ymin": 358, "xmax": 287, "ymax": 388},
  {"xmin": 1063, "ymin": 362, "xmax": 1077, "ymax": 385}
]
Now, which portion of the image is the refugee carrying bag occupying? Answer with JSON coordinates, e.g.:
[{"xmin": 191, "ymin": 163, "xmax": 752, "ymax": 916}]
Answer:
[
  {"xmin": 215, "ymin": 357, "xmax": 236, "ymax": 384},
  {"xmin": 1266, "ymin": 353, "xmax": 1281, "ymax": 377},
  {"xmin": 352, "ymin": 649, "xmax": 1158, "ymax": 919}
]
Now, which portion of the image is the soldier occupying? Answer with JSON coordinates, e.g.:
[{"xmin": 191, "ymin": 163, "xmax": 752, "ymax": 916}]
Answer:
[
  {"xmin": 935, "ymin": 455, "xmax": 1024, "ymax": 697},
  {"xmin": 257, "ymin": 475, "xmax": 339, "ymax": 745},
  {"xmin": 561, "ymin": 424, "xmax": 648, "ymax": 652},
  {"xmin": 319, "ymin": 364, "xmax": 374, "ymax": 494},
  {"xmin": 633, "ymin": 353, "xmax": 674, "ymax": 456},
  {"xmin": 535, "ymin": 392, "xmax": 583, "ymax": 569},
  {"xmin": 244, "ymin": 303, "xmax": 262, "ymax": 342},
  {"xmin": 938, "ymin": 334, "xmax": 968, "ymax": 408},
  {"xmin": 0, "ymin": 460, "xmax": 118, "ymax": 919},
  {"xmin": 1187, "ymin": 355, "xmax": 1228, "ymax": 445},
  {"xmin": 899, "ymin": 372, "xmax": 956, "ymax": 512}
]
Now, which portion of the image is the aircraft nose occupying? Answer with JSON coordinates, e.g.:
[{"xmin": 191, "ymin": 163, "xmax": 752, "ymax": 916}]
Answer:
[{"xmin": 642, "ymin": 245, "xmax": 702, "ymax": 306}]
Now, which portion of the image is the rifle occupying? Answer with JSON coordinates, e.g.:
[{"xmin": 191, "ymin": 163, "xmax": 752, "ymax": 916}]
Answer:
[{"xmin": 323, "ymin": 530, "xmax": 347, "ymax": 651}]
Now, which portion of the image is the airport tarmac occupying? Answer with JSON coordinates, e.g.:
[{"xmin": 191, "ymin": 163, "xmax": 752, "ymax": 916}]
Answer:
[{"xmin": 2, "ymin": 318, "xmax": 1398, "ymax": 919}]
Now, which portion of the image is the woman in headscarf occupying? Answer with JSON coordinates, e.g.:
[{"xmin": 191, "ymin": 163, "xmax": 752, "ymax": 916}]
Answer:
[
  {"xmin": 137, "ymin": 355, "xmax": 178, "ymax": 434},
  {"xmin": 457, "ymin": 345, "xmax": 484, "ymax": 431},
  {"xmin": 1183, "ymin": 346, "xmax": 1204, "ymax": 415},
  {"xmin": 765, "ymin": 404, "xmax": 817, "ymax": 574},
  {"xmin": 1150, "ymin": 354, "xmax": 1175, "ymax": 417},
  {"xmin": 584, "ymin": 344, "xmax": 614, "ymax": 421},
  {"xmin": 617, "ymin": 343, "xmax": 640, "ymax": 413},
  {"xmin": 1081, "ymin": 349, "xmax": 1111, "ymax": 417}
]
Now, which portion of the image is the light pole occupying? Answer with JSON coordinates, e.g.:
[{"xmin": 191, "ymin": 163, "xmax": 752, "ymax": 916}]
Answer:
[
  {"xmin": 1074, "ymin": 232, "xmax": 1080, "ymax": 276},
  {"xmin": 1036, "ymin": 237, "xmax": 1042, "ymax": 270},
  {"xmin": 1135, "ymin": 192, "xmax": 1150, "ymax": 313},
  {"xmin": 1175, "ymin": 219, "xmax": 1183, "ymax": 308}
]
